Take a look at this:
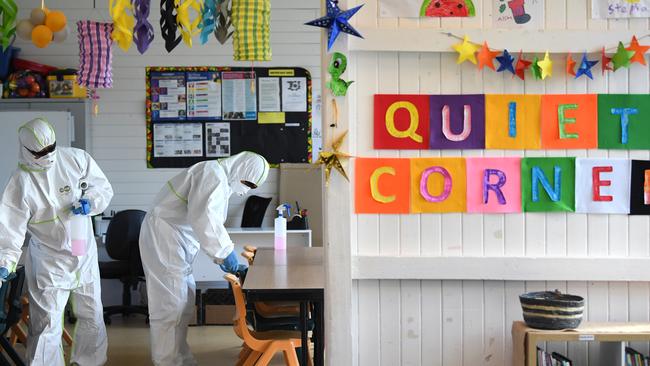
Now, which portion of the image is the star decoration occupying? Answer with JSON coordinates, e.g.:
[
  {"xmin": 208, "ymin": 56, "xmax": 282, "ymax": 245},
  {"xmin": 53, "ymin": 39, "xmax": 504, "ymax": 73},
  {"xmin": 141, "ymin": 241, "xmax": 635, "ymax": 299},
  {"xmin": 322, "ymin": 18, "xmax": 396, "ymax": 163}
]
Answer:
[
  {"xmin": 612, "ymin": 41, "xmax": 634, "ymax": 71},
  {"xmin": 316, "ymin": 131, "xmax": 350, "ymax": 187},
  {"xmin": 305, "ymin": 0, "xmax": 364, "ymax": 51},
  {"xmin": 575, "ymin": 52, "xmax": 598, "ymax": 80},
  {"xmin": 537, "ymin": 51, "xmax": 553, "ymax": 80},
  {"xmin": 566, "ymin": 53, "xmax": 577, "ymax": 77},
  {"xmin": 496, "ymin": 49, "xmax": 516, "ymax": 74},
  {"xmin": 601, "ymin": 47, "xmax": 613, "ymax": 75},
  {"xmin": 477, "ymin": 41, "xmax": 499, "ymax": 70},
  {"xmin": 453, "ymin": 35, "xmax": 479, "ymax": 65},
  {"xmin": 531, "ymin": 56, "xmax": 543, "ymax": 80},
  {"xmin": 514, "ymin": 51, "xmax": 532, "ymax": 80},
  {"xmin": 626, "ymin": 35, "xmax": 650, "ymax": 65}
]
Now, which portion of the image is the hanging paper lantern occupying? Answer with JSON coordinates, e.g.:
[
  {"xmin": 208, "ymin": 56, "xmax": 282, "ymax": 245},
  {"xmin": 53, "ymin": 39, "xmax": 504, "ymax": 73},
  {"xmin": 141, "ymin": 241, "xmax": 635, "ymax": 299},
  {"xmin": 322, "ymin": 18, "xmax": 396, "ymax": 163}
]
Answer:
[
  {"xmin": 44, "ymin": 10, "xmax": 66, "ymax": 32},
  {"xmin": 17, "ymin": 5, "xmax": 68, "ymax": 48},
  {"xmin": 133, "ymin": 0, "xmax": 154, "ymax": 54},
  {"xmin": 77, "ymin": 21, "xmax": 114, "ymax": 89},
  {"xmin": 110, "ymin": 0, "xmax": 135, "ymax": 51},
  {"xmin": 31, "ymin": 25, "xmax": 52, "ymax": 48},
  {"xmin": 232, "ymin": 0, "xmax": 271, "ymax": 61},
  {"xmin": 0, "ymin": 0, "xmax": 18, "ymax": 50},
  {"xmin": 160, "ymin": 0, "xmax": 182, "ymax": 52}
]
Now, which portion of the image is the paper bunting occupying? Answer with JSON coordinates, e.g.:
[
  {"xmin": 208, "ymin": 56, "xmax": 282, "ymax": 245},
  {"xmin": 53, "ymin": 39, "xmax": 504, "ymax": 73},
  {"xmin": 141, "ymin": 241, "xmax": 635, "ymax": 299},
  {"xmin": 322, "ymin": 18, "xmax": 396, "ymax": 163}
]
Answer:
[
  {"xmin": 317, "ymin": 131, "xmax": 351, "ymax": 187},
  {"xmin": 601, "ymin": 47, "xmax": 613, "ymax": 75},
  {"xmin": 537, "ymin": 51, "xmax": 552, "ymax": 80},
  {"xmin": 612, "ymin": 41, "xmax": 634, "ymax": 71},
  {"xmin": 626, "ymin": 35, "xmax": 650, "ymax": 65},
  {"xmin": 0, "ymin": 0, "xmax": 17, "ymax": 50},
  {"xmin": 477, "ymin": 41, "xmax": 499, "ymax": 70},
  {"xmin": 199, "ymin": 0, "xmax": 217, "ymax": 45},
  {"xmin": 531, "ymin": 56, "xmax": 543, "ymax": 80},
  {"xmin": 514, "ymin": 51, "xmax": 531, "ymax": 80},
  {"xmin": 160, "ymin": 0, "xmax": 182, "ymax": 52},
  {"xmin": 566, "ymin": 53, "xmax": 577, "ymax": 77},
  {"xmin": 496, "ymin": 49, "xmax": 515, "ymax": 74},
  {"xmin": 575, "ymin": 53, "xmax": 598, "ymax": 80},
  {"xmin": 177, "ymin": 0, "xmax": 201, "ymax": 47},
  {"xmin": 133, "ymin": 0, "xmax": 154, "ymax": 54},
  {"xmin": 305, "ymin": 0, "xmax": 363, "ymax": 51},
  {"xmin": 453, "ymin": 35, "xmax": 479, "ymax": 64},
  {"xmin": 109, "ymin": 0, "xmax": 135, "ymax": 51}
]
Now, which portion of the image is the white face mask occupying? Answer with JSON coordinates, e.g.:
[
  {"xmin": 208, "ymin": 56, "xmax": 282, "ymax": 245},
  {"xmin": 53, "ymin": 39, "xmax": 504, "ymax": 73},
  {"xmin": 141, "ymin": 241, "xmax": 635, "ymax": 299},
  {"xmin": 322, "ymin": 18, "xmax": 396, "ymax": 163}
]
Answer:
[
  {"xmin": 231, "ymin": 182, "xmax": 251, "ymax": 197},
  {"xmin": 26, "ymin": 150, "xmax": 57, "ymax": 171}
]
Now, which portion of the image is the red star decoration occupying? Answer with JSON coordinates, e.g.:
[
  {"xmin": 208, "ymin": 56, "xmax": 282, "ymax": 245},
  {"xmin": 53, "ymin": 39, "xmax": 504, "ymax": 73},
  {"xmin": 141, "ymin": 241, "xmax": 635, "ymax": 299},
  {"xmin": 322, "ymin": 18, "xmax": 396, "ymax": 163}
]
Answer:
[
  {"xmin": 514, "ymin": 50, "xmax": 532, "ymax": 80},
  {"xmin": 477, "ymin": 41, "xmax": 500, "ymax": 71},
  {"xmin": 566, "ymin": 53, "xmax": 577, "ymax": 76},
  {"xmin": 626, "ymin": 35, "xmax": 650, "ymax": 65},
  {"xmin": 601, "ymin": 47, "xmax": 613, "ymax": 75}
]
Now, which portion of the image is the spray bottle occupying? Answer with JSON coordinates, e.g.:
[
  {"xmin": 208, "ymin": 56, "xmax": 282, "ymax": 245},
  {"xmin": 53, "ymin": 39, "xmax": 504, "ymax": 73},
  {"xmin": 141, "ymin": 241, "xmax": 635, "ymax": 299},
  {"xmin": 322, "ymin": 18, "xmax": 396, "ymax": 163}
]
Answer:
[
  {"xmin": 70, "ymin": 180, "xmax": 89, "ymax": 256},
  {"xmin": 274, "ymin": 204, "xmax": 290, "ymax": 251}
]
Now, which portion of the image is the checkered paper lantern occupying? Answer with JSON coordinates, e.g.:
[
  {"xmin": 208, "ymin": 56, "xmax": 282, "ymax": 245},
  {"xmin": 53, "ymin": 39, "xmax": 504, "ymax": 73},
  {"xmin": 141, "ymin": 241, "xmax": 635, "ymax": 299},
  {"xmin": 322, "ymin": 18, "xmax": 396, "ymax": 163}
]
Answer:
[{"xmin": 232, "ymin": 0, "xmax": 271, "ymax": 61}]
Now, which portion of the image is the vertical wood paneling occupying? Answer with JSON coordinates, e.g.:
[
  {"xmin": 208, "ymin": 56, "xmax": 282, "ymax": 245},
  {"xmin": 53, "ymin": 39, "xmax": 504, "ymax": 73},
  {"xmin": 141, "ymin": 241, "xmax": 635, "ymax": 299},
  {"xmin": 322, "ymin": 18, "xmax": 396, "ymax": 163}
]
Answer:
[
  {"xmin": 379, "ymin": 280, "xmax": 401, "ymax": 366},
  {"xmin": 442, "ymin": 280, "xmax": 463, "ymax": 366},
  {"xmin": 421, "ymin": 281, "xmax": 443, "ymax": 366}
]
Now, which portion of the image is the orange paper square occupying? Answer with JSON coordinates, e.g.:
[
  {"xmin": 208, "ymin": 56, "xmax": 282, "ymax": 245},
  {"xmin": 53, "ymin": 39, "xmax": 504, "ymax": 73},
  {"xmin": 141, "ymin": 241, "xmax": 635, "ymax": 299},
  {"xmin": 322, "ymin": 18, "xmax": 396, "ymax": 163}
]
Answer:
[
  {"xmin": 541, "ymin": 94, "xmax": 598, "ymax": 149},
  {"xmin": 410, "ymin": 158, "xmax": 467, "ymax": 213},
  {"xmin": 485, "ymin": 94, "xmax": 542, "ymax": 149},
  {"xmin": 355, "ymin": 158, "xmax": 411, "ymax": 214}
]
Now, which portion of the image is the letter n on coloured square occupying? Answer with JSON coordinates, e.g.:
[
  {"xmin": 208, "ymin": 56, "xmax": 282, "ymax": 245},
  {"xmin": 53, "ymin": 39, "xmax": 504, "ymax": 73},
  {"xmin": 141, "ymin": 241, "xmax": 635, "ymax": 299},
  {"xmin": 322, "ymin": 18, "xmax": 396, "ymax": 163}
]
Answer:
[
  {"xmin": 541, "ymin": 94, "xmax": 598, "ymax": 149},
  {"xmin": 466, "ymin": 157, "xmax": 522, "ymax": 213},
  {"xmin": 374, "ymin": 94, "xmax": 430, "ymax": 149},
  {"xmin": 410, "ymin": 158, "xmax": 466, "ymax": 213},
  {"xmin": 354, "ymin": 158, "xmax": 411, "ymax": 214}
]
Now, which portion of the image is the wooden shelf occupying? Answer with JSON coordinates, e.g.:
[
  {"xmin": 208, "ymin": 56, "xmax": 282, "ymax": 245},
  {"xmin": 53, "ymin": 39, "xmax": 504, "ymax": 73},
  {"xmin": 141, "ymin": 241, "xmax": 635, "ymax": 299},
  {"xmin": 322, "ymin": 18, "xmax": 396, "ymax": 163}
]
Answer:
[{"xmin": 348, "ymin": 28, "xmax": 641, "ymax": 53}]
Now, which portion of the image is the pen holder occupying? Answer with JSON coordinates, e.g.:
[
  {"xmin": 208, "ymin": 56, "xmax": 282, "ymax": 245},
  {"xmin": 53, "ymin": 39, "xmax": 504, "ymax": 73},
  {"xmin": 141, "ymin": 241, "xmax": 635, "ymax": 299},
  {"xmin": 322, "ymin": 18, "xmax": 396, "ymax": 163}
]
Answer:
[{"xmin": 287, "ymin": 215, "xmax": 308, "ymax": 230}]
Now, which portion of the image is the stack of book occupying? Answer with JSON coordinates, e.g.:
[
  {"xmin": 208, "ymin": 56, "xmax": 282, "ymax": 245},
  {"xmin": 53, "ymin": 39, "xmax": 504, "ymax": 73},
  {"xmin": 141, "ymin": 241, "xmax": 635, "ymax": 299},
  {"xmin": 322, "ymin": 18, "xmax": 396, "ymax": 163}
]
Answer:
[
  {"xmin": 537, "ymin": 347, "xmax": 573, "ymax": 366},
  {"xmin": 626, "ymin": 347, "xmax": 649, "ymax": 366}
]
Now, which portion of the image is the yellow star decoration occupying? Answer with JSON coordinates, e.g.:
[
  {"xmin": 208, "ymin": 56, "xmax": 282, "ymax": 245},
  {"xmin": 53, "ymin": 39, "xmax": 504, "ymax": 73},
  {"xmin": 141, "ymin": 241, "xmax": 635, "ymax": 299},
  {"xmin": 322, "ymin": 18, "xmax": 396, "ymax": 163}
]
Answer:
[
  {"xmin": 316, "ymin": 131, "xmax": 351, "ymax": 187},
  {"xmin": 453, "ymin": 35, "xmax": 479, "ymax": 65},
  {"xmin": 537, "ymin": 51, "xmax": 553, "ymax": 80}
]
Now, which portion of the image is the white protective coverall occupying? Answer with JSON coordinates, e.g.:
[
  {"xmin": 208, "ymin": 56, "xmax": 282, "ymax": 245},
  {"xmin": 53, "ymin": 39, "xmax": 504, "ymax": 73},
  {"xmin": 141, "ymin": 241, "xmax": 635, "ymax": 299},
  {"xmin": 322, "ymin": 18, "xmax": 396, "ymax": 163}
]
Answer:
[
  {"xmin": 0, "ymin": 118, "xmax": 113, "ymax": 366},
  {"xmin": 139, "ymin": 151, "xmax": 269, "ymax": 366}
]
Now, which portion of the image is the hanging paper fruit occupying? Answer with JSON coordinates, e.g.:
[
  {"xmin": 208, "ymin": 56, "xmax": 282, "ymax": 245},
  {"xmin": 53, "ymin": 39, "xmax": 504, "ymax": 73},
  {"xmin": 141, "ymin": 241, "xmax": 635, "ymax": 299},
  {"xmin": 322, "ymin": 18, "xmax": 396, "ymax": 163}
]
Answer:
[
  {"xmin": 0, "ymin": 0, "xmax": 18, "ymax": 50},
  {"xmin": 232, "ymin": 0, "xmax": 271, "ymax": 61},
  {"xmin": 420, "ymin": 0, "xmax": 476, "ymax": 17},
  {"xmin": 15, "ymin": 2, "xmax": 68, "ymax": 48}
]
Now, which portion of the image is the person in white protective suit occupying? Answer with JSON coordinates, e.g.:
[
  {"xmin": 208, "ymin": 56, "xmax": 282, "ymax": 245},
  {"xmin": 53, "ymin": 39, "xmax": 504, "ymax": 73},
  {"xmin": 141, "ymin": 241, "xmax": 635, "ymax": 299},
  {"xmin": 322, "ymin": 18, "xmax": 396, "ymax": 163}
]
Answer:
[
  {"xmin": 139, "ymin": 151, "xmax": 270, "ymax": 366},
  {"xmin": 0, "ymin": 118, "xmax": 113, "ymax": 366}
]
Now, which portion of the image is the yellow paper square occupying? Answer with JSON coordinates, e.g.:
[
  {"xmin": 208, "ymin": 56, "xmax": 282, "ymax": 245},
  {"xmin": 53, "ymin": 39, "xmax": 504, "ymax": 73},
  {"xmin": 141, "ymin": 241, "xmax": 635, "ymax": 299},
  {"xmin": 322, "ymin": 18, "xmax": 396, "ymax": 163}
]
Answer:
[
  {"xmin": 485, "ymin": 94, "xmax": 542, "ymax": 150},
  {"xmin": 410, "ymin": 158, "xmax": 466, "ymax": 213},
  {"xmin": 258, "ymin": 112, "xmax": 286, "ymax": 124}
]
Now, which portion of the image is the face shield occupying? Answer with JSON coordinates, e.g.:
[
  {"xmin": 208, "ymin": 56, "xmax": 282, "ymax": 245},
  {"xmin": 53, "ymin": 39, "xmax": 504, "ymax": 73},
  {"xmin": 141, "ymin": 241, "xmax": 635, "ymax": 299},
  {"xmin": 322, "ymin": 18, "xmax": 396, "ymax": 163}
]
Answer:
[{"xmin": 18, "ymin": 118, "xmax": 57, "ymax": 171}]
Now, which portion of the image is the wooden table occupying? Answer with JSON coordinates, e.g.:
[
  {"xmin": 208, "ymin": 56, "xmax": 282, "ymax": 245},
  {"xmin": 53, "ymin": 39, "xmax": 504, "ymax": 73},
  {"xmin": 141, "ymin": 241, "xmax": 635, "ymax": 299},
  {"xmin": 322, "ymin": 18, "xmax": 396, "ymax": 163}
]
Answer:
[{"xmin": 243, "ymin": 248, "xmax": 325, "ymax": 366}]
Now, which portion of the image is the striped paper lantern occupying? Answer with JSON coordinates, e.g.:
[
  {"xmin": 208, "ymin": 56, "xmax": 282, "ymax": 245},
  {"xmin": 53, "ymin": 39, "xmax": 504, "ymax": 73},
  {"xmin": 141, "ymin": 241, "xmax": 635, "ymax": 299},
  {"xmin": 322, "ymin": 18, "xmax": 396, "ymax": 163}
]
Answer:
[
  {"xmin": 520, "ymin": 291, "xmax": 585, "ymax": 330},
  {"xmin": 232, "ymin": 0, "xmax": 271, "ymax": 61},
  {"xmin": 76, "ymin": 21, "xmax": 114, "ymax": 89}
]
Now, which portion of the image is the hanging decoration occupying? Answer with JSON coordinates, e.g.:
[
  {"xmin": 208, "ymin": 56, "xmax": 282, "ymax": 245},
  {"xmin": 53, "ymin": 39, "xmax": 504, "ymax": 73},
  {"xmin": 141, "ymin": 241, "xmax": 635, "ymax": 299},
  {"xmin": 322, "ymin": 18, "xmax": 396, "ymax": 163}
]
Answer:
[
  {"xmin": 601, "ymin": 47, "xmax": 613, "ymax": 74},
  {"xmin": 0, "ymin": 0, "xmax": 17, "ymax": 50},
  {"xmin": 575, "ymin": 53, "xmax": 598, "ymax": 80},
  {"xmin": 612, "ymin": 41, "xmax": 635, "ymax": 70},
  {"xmin": 305, "ymin": 0, "xmax": 363, "ymax": 51},
  {"xmin": 214, "ymin": 0, "xmax": 233, "ymax": 44},
  {"xmin": 626, "ymin": 35, "xmax": 650, "ymax": 65},
  {"xmin": 514, "ymin": 50, "xmax": 531, "ymax": 80},
  {"xmin": 160, "ymin": 0, "xmax": 182, "ymax": 52},
  {"xmin": 496, "ymin": 49, "xmax": 515, "ymax": 74},
  {"xmin": 453, "ymin": 35, "xmax": 479, "ymax": 64},
  {"xmin": 537, "ymin": 51, "xmax": 552, "ymax": 79},
  {"xmin": 109, "ymin": 0, "xmax": 135, "ymax": 51},
  {"xmin": 199, "ymin": 0, "xmax": 217, "ymax": 44},
  {"xmin": 327, "ymin": 52, "xmax": 353, "ymax": 97},
  {"xmin": 316, "ymin": 131, "xmax": 350, "ymax": 187},
  {"xmin": 77, "ymin": 20, "xmax": 114, "ymax": 89},
  {"xmin": 232, "ymin": 0, "xmax": 271, "ymax": 61},
  {"xmin": 133, "ymin": 0, "xmax": 154, "ymax": 54},
  {"xmin": 566, "ymin": 53, "xmax": 577, "ymax": 77},
  {"xmin": 177, "ymin": 0, "xmax": 201, "ymax": 47},
  {"xmin": 477, "ymin": 41, "xmax": 499, "ymax": 70},
  {"xmin": 15, "ymin": 2, "xmax": 68, "ymax": 49}
]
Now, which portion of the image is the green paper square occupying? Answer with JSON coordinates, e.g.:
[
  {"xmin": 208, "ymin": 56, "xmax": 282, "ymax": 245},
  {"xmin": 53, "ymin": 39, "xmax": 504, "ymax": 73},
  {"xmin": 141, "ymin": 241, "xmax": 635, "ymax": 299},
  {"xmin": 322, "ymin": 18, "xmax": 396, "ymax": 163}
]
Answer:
[
  {"xmin": 598, "ymin": 94, "xmax": 650, "ymax": 149},
  {"xmin": 522, "ymin": 157, "xmax": 576, "ymax": 212}
]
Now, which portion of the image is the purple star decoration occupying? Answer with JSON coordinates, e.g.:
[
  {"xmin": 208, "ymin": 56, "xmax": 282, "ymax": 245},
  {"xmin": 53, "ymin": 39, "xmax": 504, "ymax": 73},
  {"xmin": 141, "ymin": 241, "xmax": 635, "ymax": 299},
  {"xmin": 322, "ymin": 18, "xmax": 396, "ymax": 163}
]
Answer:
[
  {"xmin": 575, "ymin": 52, "xmax": 599, "ymax": 80},
  {"xmin": 305, "ymin": 0, "xmax": 364, "ymax": 51}
]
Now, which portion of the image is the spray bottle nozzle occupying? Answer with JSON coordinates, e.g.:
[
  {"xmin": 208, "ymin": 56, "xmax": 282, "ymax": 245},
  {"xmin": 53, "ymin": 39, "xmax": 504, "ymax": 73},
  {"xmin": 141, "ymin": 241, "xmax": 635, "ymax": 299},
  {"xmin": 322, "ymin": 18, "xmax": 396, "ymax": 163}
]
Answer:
[{"xmin": 275, "ymin": 204, "xmax": 291, "ymax": 217}]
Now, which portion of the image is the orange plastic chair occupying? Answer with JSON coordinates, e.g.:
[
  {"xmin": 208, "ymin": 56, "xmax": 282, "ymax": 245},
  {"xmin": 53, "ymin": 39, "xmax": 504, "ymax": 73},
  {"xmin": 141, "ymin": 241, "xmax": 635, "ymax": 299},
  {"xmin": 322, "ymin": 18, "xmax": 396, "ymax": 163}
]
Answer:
[{"xmin": 225, "ymin": 274, "xmax": 308, "ymax": 366}]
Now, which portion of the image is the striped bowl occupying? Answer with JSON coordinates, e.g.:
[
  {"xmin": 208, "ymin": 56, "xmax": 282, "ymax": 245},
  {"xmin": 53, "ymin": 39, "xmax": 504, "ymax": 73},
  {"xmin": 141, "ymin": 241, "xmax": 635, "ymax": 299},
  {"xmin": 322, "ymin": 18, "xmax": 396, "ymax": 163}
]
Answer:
[{"xmin": 519, "ymin": 291, "xmax": 585, "ymax": 330}]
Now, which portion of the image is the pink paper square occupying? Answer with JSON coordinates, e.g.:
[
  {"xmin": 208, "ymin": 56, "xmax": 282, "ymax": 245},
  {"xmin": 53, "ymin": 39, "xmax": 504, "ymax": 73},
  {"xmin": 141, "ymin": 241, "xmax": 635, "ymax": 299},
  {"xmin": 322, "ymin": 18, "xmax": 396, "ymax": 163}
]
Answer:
[{"xmin": 466, "ymin": 157, "xmax": 522, "ymax": 213}]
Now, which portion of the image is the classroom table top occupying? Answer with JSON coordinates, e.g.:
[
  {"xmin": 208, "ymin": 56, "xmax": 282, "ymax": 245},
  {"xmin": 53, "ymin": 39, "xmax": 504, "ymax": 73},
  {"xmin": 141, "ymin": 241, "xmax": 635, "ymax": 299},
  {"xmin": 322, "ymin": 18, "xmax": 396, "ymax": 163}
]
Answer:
[{"xmin": 243, "ymin": 247, "xmax": 324, "ymax": 291}]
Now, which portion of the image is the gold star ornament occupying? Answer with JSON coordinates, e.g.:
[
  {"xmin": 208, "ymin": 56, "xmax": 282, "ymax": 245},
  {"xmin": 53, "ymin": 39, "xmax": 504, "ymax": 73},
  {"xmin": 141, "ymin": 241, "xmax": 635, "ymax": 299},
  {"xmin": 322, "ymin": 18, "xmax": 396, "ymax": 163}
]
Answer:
[
  {"xmin": 316, "ymin": 131, "xmax": 350, "ymax": 187},
  {"xmin": 453, "ymin": 35, "xmax": 479, "ymax": 65},
  {"xmin": 537, "ymin": 51, "xmax": 553, "ymax": 80}
]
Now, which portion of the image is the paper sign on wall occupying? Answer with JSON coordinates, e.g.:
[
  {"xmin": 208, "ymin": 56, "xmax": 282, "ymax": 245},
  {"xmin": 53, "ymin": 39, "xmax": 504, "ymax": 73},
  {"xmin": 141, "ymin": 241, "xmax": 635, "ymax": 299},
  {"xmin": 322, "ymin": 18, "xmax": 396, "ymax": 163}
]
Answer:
[
  {"xmin": 492, "ymin": 0, "xmax": 544, "ymax": 29},
  {"xmin": 630, "ymin": 160, "xmax": 650, "ymax": 215},
  {"xmin": 575, "ymin": 158, "xmax": 631, "ymax": 214},
  {"xmin": 592, "ymin": 0, "xmax": 650, "ymax": 18},
  {"xmin": 410, "ymin": 158, "xmax": 466, "ymax": 213},
  {"xmin": 521, "ymin": 157, "xmax": 575, "ymax": 212},
  {"xmin": 379, "ymin": 0, "xmax": 476, "ymax": 18},
  {"xmin": 485, "ymin": 94, "xmax": 541, "ymax": 149},
  {"xmin": 355, "ymin": 158, "xmax": 411, "ymax": 214},
  {"xmin": 429, "ymin": 94, "xmax": 485, "ymax": 150},
  {"xmin": 541, "ymin": 95, "xmax": 598, "ymax": 149},
  {"xmin": 466, "ymin": 157, "xmax": 522, "ymax": 213},
  {"xmin": 597, "ymin": 94, "xmax": 650, "ymax": 150}
]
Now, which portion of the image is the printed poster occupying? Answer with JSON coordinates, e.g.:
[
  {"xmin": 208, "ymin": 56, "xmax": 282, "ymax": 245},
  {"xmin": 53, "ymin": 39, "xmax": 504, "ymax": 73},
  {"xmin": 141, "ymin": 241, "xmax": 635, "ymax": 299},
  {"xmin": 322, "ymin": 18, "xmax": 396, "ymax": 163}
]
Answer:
[
  {"xmin": 186, "ymin": 72, "xmax": 221, "ymax": 120},
  {"xmin": 493, "ymin": 0, "xmax": 544, "ymax": 29},
  {"xmin": 153, "ymin": 123, "xmax": 203, "ymax": 157},
  {"xmin": 592, "ymin": 0, "xmax": 650, "ymax": 18},
  {"xmin": 258, "ymin": 77, "xmax": 281, "ymax": 112},
  {"xmin": 379, "ymin": 0, "xmax": 476, "ymax": 18},
  {"xmin": 150, "ymin": 72, "xmax": 187, "ymax": 121},
  {"xmin": 222, "ymin": 71, "xmax": 257, "ymax": 120},
  {"xmin": 282, "ymin": 77, "xmax": 307, "ymax": 112},
  {"xmin": 205, "ymin": 122, "xmax": 231, "ymax": 158}
]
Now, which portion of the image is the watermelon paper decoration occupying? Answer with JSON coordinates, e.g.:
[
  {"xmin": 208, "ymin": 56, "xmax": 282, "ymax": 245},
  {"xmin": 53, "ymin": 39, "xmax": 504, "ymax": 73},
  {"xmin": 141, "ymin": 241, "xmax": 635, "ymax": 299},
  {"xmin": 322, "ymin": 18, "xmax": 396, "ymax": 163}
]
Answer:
[{"xmin": 420, "ymin": 0, "xmax": 476, "ymax": 17}]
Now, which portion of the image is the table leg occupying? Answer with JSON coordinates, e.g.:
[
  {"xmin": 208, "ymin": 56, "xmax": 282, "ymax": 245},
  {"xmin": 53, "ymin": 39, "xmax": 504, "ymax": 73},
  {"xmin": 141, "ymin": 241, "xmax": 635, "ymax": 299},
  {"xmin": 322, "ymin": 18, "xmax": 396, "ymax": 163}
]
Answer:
[{"xmin": 300, "ymin": 301, "xmax": 308, "ymax": 366}]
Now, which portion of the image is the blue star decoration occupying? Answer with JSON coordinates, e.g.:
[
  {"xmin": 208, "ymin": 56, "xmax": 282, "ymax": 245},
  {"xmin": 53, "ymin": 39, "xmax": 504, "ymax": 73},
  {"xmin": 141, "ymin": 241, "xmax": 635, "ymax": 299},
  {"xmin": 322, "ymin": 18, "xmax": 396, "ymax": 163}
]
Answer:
[
  {"xmin": 496, "ymin": 49, "xmax": 516, "ymax": 75},
  {"xmin": 575, "ymin": 52, "xmax": 599, "ymax": 80},
  {"xmin": 305, "ymin": 0, "xmax": 364, "ymax": 51}
]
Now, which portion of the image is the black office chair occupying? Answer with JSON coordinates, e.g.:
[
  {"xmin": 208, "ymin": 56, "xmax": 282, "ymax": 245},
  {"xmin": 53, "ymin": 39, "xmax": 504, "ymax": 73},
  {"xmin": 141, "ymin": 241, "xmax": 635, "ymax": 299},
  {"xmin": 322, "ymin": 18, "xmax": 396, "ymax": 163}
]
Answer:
[
  {"xmin": 0, "ymin": 266, "xmax": 26, "ymax": 366},
  {"xmin": 99, "ymin": 210, "xmax": 148, "ymax": 324},
  {"xmin": 241, "ymin": 195, "xmax": 272, "ymax": 228}
]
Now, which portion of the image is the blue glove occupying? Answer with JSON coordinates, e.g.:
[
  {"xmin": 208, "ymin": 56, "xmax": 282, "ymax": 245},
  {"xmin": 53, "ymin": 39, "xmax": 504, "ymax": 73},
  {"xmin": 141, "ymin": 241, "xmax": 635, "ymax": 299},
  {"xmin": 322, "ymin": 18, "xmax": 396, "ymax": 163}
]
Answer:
[
  {"xmin": 219, "ymin": 250, "xmax": 243, "ymax": 274},
  {"xmin": 71, "ymin": 199, "xmax": 91, "ymax": 215},
  {"xmin": 0, "ymin": 267, "xmax": 9, "ymax": 281}
]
